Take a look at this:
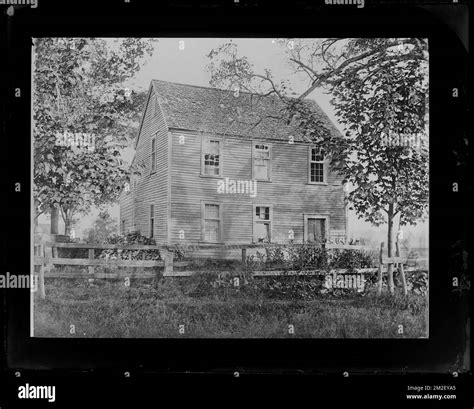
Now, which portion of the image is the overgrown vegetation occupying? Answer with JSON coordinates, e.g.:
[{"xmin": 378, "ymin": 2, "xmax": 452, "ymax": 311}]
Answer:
[
  {"xmin": 256, "ymin": 245, "xmax": 376, "ymax": 270},
  {"xmin": 100, "ymin": 231, "xmax": 161, "ymax": 260},
  {"xmin": 37, "ymin": 232, "xmax": 428, "ymax": 338},
  {"xmin": 34, "ymin": 277, "xmax": 428, "ymax": 338}
]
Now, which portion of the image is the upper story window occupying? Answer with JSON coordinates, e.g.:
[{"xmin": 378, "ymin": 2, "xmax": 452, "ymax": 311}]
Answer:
[
  {"xmin": 309, "ymin": 147, "xmax": 326, "ymax": 184},
  {"xmin": 201, "ymin": 137, "xmax": 222, "ymax": 177},
  {"xmin": 252, "ymin": 143, "xmax": 271, "ymax": 181},
  {"xmin": 151, "ymin": 135, "xmax": 156, "ymax": 173}
]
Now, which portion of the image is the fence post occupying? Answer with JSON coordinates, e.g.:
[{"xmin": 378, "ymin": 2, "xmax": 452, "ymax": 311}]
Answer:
[
  {"xmin": 241, "ymin": 248, "xmax": 247, "ymax": 265},
  {"xmin": 88, "ymin": 249, "xmax": 95, "ymax": 276},
  {"xmin": 163, "ymin": 248, "xmax": 174, "ymax": 276},
  {"xmin": 376, "ymin": 242, "xmax": 384, "ymax": 296},
  {"xmin": 38, "ymin": 244, "xmax": 46, "ymax": 299},
  {"xmin": 396, "ymin": 241, "xmax": 408, "ymax": 296}
]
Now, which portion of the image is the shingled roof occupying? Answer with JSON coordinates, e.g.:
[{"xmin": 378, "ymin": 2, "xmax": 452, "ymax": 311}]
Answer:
[{"xmin": 146, "ymin": 79, "xmax": 341, "ymax": 143}]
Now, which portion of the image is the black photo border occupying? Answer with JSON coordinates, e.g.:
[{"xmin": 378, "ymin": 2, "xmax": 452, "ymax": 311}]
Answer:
[{"xmin": 0, "ymin": 0, "xmax": 471, "ymax": 407}]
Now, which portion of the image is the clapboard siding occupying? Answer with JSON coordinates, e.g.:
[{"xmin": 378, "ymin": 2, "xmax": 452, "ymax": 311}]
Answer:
[
  {"xmin": 119, "ymin": 190, "xmax": 134, "ymax": 232},
  {"xmin": 120, "ymin": 86, "xmax": 169, "ymax": 241},
  {"xmin": 122, "ymin": 81, "xmax": 346, "ymax": 249},
  {"xmin": 169, "ymin": 130, "xmax": 346, "ymax": 245}
]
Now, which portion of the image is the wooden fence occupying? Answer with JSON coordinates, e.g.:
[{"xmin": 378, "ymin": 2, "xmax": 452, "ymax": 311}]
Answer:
[{"xmin": 33, "ymin": 238, "xmax": 422, "ymax": 299}]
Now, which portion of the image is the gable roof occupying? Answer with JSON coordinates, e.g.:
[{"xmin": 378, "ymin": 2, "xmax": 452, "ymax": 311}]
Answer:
[{"xmin": 144, "ymin": 79, "xmax": 341, "ymax": 143}]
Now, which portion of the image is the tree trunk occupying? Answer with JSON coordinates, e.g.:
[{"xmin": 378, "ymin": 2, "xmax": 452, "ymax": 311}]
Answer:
[
  {"xmin": 50, "ymin": 206, "xmax": 59, "ymax": 235},
  {"xmin": 64, "ymin": 218, "xmax": 71, "ymax": 236},
  {"xmin": 376, "ymin": 242, "xmax": 384, "ymax": 296},
  {"xmin": 61, "ymin": 206, "xmax": 75, "ymax": 237},
  {"xmin": 387, "ymin": 205, "xmax": 395, "ymax": 295}
]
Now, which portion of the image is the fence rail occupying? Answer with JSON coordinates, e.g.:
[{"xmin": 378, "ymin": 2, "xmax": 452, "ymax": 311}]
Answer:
[
  {"xmin": 33, "ymin": 237, "xmax": 425, "ymax": 298},
  {"xmin": 36, "ymin": 241, "xmax": 372, "ymax": 252},
  {"xmin": 40, "ymin": 267, "xmax": 421, "ymax": 279}
]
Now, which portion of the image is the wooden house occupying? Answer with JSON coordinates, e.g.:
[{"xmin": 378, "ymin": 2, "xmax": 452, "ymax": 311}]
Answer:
[{"xmin": 120, "ymin": 80, "xmax": 347, "ymax": 255}]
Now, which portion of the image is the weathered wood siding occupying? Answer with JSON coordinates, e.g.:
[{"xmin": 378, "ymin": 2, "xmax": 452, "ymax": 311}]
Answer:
[
  {"xmin": 119, "ymin": 190, "xmax": 134, "ymax": 232},
  {"xmin": 119, "ymin": 87, "xmax": 169, "ymax": 241},
  {"xmin": 169, "ymin": 130, "xmax": 346, "ymax": 247}
]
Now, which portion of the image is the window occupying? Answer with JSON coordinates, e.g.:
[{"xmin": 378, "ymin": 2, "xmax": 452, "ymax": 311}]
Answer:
[
  {"xmin": 253, "ymin": 205, "xmax": 272, "ymax": 243},
  {"xmin": 309, "ymin": 147, "xmax": 326, "ymax": 183},
  {"xmin": 202, "ymin": 202, "xmax": 222, "ymax": 242},
  {"xmin": 151, "ymin": 136, "xmax": 156, "ymax": 173},
  {"xmin": 121, "ymin": 219, "xmax": 126, "ymax": 234},
  {"xmin": 304, "ymin": 214, "xmax": 329, "ymax": 244},
  {"xmin": 149, "ymin": 204, "xmax": 154, "ymax": 238},
  {"xmin": 252, "ymin": 143, "xmax": 271, "ymax": 181},
  {"xmin": 202, "ymin": 137, "xmax": 222, "ymax": 176}
]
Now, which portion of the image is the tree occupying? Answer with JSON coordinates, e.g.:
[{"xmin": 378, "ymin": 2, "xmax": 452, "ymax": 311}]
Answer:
[
  {"xmin": 328, "ymin": 40, "xmax": 428, "ymax": 294},
  {"xmin": 207, "ymin": 38, "xmax": 429, "ymax": 294},
  {"xmin": 85, "ymin": 210, "xmax": 119, "ymax": 243},
  {"xmin": 33, "ymin": 38, "xmax": 154, "ymax": 235}
]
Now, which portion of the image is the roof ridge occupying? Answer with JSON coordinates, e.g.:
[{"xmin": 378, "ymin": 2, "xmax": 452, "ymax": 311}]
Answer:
[
  {"xmin": 151, "ymin": 78, "xmax": 303, "ymax": 101},
  {"xmin": 148, "ymin": 79, "xmax": 342, "ymax": 143}
]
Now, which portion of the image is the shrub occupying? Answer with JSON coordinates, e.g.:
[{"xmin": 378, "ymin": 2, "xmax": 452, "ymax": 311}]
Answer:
[
  {"xmin": 401, "ymin": 270, "xmax": 428, "ymax": 296},
  {"xmin": 285, "ymin": 244, "xmax": 329, "ymax": 270},
  {"xmin": 99, "ymin": 231, "xmax": 161, "ymax": 261},
  {"xmin": 328, "ymin": 249, "xmax": 375, "ymax": 270},
  {"xmin": 245, "ymin": 245, "xmax": 375, "ymax": 272},
  {"xmin": 359, "ymin": 269, "xmax": 428, "ymax": 296},
  {"xmin": 97, "ymin": 231, "xmax": 185, "ymax": 261}
]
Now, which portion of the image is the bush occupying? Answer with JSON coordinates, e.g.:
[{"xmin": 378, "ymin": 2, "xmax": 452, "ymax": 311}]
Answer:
[
  {"xmin": 97, "ymin": 231, "xmax": 185, "ymax": 261},
  {"xmin": 247, "ymin": 245, "xmax": 376, "ymax": 272},
  {"xmin": 401, "ymin": 270, "xmax": 428, "ymax": 296},
  {"xmin": 328, "ymin": 249, "xmax": 375, "ymax": 270},
  {"xmin": 100, "ymin": 231, "xmax": 161, "ymax": 261},
  {"xmin": 285, "ymin": 245, "xmax": 329, "ymax": 270}
]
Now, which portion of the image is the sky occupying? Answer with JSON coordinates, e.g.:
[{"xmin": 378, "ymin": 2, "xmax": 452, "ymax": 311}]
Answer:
[
  {"xmin": 37, "ymin": 38, "xmax": 428, "ymax": 246},
  {"xmin": 123, "ymin": 38, "xmax": 340, "ymax": 128}
]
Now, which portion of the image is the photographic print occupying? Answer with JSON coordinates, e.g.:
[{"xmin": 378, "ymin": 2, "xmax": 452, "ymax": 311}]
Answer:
[{"xmin": 32, "ymin": 37, "xmax": 429, "ymax": 338}]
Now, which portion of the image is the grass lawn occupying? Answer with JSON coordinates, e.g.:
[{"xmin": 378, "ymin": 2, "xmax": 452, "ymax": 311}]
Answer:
[{"xmin": 33, "ymin": 273, "xmax": 428, "ymax": 338}]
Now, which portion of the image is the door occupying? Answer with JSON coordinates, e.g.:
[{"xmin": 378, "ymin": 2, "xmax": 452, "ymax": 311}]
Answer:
[{"xmin": 305, "ymin": 215, "xmax": 327, "ymax": 244}]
